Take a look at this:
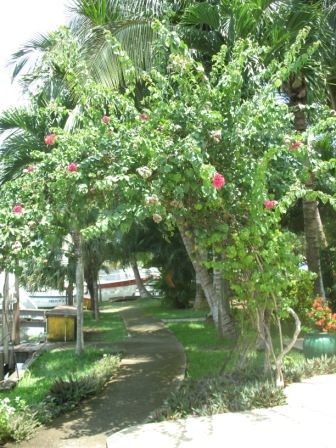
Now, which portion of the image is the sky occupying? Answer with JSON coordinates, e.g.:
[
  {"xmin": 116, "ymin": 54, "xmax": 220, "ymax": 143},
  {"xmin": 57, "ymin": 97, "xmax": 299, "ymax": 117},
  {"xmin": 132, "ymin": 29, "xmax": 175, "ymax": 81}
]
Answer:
[{"xmin": 0, "ymin": 0, "xmax": 71, "ymax": 112}]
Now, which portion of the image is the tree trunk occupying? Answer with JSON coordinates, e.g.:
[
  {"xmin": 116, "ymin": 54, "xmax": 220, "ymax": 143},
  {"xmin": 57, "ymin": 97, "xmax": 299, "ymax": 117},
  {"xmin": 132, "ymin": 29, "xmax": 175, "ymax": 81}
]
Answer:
[
  {"xmin": 213, "ymin": 252, "xmax": 231, "ymax": 314},
  {"xmin": 303, "ymin": 199, "xmax": 326, "ymax": 299},
  {"xmin": 67, "ymin": 283, "xmax": 74, "ymax": 306},
  {"xmin": 193, "ymin": 248, "xmax": 208, "ymax": 310},
  {"xmin": 130, "ymin": 255, "xmax": 152, "ymax": 298},
  {"xmin": 84, "ymin": 243, "xmax": 100, "ymax": 320},
  {"xmin": 2, "ymin": 272, "xmax": 10, "ymax": 366},
  {"xmin": 283, "ymin": 75, "xmax": 326, "ymax": 298},
  {"xmin": 72, "ymin": 230, "xmax": 85, "ymax": 354},
  {"xmin": 213, "ymin": 254, "xmax": 232, "ymax": 338},
  {"xmin": 86, "ymin": 267, "xmax": 100, "ymax": 320},
  {"xmin": 176, "ymin": 217, "xmax": 236, "ymax": 339},
  {"xmin": 255, "ymin": 306, "xmax": 272, "ymax": 351},
  {"xmin": 194, "ymin": 274, "xmax": 208, "ymax": 310},
  {"xmin": 92, "ymin": 277, "xmax": 100, "ymax": 320},
  {"xmin": 11, "ymin": 275, "xmax": 20, "ymax": 345}
]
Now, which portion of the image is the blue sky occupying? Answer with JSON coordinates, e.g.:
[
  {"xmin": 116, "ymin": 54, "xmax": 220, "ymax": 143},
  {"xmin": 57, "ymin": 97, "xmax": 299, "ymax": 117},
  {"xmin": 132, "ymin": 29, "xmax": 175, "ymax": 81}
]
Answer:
[{"xmin": 0, "ymin": 0, "xmax": 70, "ymax": 112}]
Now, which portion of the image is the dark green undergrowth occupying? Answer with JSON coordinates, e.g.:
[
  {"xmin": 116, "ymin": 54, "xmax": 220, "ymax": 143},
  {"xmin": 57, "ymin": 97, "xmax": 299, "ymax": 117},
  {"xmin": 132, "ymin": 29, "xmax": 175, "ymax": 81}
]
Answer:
[
  {"xmin": 150, "ymin": 356, "xmax": 336, "ymax": 422},
  {"xmin": 0, "ymin": 347, "xmax": 121, "ymax": 445},
  {"xmin": 2, "ymin": 298, "xmax": 336, "ymax": 443},
  {"xmin": 109, "ymin": 299, "xmax": 336, "ymax": 423}
]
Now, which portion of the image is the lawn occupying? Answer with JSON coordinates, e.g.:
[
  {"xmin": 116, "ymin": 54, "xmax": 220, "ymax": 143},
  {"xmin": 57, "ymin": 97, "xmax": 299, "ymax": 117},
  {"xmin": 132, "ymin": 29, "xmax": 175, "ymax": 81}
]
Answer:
[
  {"xmin": 2, "ymin": 296, "xmax": 336, "ymax": 444},
  {"xmin": 102, "ymin": 298, "xmax": 306, "ymax": 378}
]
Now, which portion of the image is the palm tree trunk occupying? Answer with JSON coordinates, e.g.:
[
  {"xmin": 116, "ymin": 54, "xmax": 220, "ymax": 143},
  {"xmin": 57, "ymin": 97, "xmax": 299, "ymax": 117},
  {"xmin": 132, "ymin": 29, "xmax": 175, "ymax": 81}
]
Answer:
[
  {"xmin": 284, "ymin": 76, "xmax": 326, "ymax": 299},
  {"xmin": 92, "ymin": 277, "xmax": 100, "ymax": 320},
  {"xmin": 130, "ymin": 255, "xmax": 152, "ymax": 298},
  {"xmin": 2, "ymin": 272, "xmax": 10, "ymax": 366},
  {"xmin": 67, "ymin": 282, "xmax": 74, "ymax": 306},
  {"xmin": 194, "ymin": 273, "xmax": 208, "ymax": 310},
  {"xmin": 72, "ymin": 229, "xmax": 85, "ymax": 354},
  {"xmin": 194, "ymin": 249, "xmax": 209, "ymax": 311},
  {"xmin": 176, "ymin": 217, "xmax": 236, "ymax": 339},
  {"xmin": 303, "ymin": 199, "xmax": 326, "ymax": 299},
  {"xmin": 11, "ymin": 274, "xmax": 20, "ymax": 345}
]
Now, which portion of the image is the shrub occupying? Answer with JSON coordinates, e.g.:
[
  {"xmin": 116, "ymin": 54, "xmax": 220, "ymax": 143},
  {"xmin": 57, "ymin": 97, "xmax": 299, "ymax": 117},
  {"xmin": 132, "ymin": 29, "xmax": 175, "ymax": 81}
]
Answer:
[
  {"xmin": 36, "ymin": 353, "xmax": 121, "ymax": 422},
  {"xmin": 0, "ymin": 398, "xmax": 40, "ymax": 445},
  {"xmin": 149, "ymin": 369, "xmax": 286, "ymax": 422},
  {"xmin": 150, "ymin": 357, "xmax": 336, "ymax": 423},
  {"xmin": 47, "ymin": 374, "xmax": 99, "ymax": 407},
  {"xmin": 0, "ymin": 352, "xmax": 121, "ymax": 441}
]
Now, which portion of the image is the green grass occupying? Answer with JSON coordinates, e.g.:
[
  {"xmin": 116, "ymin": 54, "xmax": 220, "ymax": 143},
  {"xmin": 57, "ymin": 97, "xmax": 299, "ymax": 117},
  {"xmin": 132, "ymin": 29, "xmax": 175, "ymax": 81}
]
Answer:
[
  {"xmin": 100, "ymin": 297, "xmax": 208, "ymax": 320},
  {"xmin": 0, "ymin": 306, "xmax": 127, "ymax": 411},
  {"xmin": 165, "ymin": 321, "xmax": 234, "ymax": 378},
  {"xmin": 83, "ymin": 307, "xmax": 128, "ymax": 342},
  {"xmin": 102, "ymin": 298, "xmax": 307, "ymax": 378},
  {"xmin": 1, "ymin": 297, "xmax": 334, "ymax": 444},
  {"xmin": 2, "ymin": 346, "xmax": 121, "ymax": 406}
]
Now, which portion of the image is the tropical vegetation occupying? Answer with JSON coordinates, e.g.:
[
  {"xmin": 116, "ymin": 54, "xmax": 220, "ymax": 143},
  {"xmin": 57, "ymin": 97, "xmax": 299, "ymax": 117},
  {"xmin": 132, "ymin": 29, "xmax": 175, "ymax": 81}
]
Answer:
[{"xmin": 0, "ymin": 0, "xmax": 336, "ymax": 436}]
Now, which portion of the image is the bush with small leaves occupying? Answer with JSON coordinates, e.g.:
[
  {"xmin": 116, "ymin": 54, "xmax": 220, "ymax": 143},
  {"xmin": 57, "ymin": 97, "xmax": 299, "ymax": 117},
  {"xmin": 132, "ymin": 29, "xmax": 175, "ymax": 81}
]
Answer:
[
  {"xmin": 0, "ymin": 397, "xmax": 40, "ymax": 445},
  {"xmin": 149, "ymin": 369, "xmax": 286, "ymax": 422}
]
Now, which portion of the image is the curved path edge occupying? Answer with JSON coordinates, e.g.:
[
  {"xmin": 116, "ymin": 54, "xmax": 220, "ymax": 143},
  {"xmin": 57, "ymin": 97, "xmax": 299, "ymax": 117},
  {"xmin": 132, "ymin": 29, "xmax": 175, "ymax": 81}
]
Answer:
[
  {"xmin": 106, "ymin": 373, "xmax": 336, "ymax": 448},
  {"xmin": 7, "ymin": 308, "xmax": 186, "ymax": 448}
]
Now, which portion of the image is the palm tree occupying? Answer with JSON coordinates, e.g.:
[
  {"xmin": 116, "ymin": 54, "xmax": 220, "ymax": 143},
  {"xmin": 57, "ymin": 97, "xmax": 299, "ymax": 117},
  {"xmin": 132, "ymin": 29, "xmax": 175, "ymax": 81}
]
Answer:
[
  {"xmin": 5, "ymin": 0, "xmax": 335, "ymax": 339},
  {"xmin": 178, "ymin": 0, "xmax": 335, "ymax": 299}
]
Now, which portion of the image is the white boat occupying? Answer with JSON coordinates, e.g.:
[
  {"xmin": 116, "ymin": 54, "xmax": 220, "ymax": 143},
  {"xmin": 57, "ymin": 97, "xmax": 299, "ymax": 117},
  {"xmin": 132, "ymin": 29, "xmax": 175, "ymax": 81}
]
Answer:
[
  {"xmin": 98, "ymin": 268, "xmax": 154, "ymax": 300},
  {"xmin": 1, "ymin": 268, "xmax": 159, "ymax": 309},
  {"xmin": 0, "ymin": 288, "xmax": 38, "ymax": 310},
  {"xmin": 27, "ymin": 291, "xmax": 66, "ymax": 309}
]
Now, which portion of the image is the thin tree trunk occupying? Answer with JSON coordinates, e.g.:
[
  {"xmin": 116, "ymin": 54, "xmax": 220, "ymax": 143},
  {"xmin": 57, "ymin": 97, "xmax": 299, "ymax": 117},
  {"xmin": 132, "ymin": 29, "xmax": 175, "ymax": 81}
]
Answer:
[
  {"xmin": 11, "ymin": 275, "xmax": 20, "ymax": 345},
  {"xmin": 194, "ymin": 251, "xmax": 208, "ymax": 310},
  {"xmin": 130, "ymin": 255, "xmax": 152, "ymax": 298},
  {"xmin": 284, "ymin": 74, "xmax": 326, "ymax": 299},
  {"xmin": 72, "ymin": 230, "xmax": 84, "ymax": 354},
  {"xmin": 67, "ymin": 283, "xmax": 74, "ymax": 306},
  {"xmin": 303, "ymin": 199, "xmax": 326, "ymax": 299},
  {"xmin": 2, "ymin": 272, "xmax": 10, "ymax": 366},
  {"xmin": 176, "ymin": 217, "xmax": 236, "ymax": 339},
  {"xmin": 194, "ymin": 274, "xmax": 208, "ymax": 310},
  {"xmin": 256, "ymin": 306, "xmax": 272, "ymax": 351},
  {"xmin": 92, "ymin": 277, "xmax": 100, "ymax": 320}
]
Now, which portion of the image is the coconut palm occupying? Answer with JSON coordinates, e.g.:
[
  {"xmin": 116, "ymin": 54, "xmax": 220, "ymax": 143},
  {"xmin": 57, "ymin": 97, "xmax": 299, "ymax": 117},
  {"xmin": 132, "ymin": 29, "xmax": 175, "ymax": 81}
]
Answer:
[
  {"xmin": 179, "ymin": 0, "xmax": 335, "ymax": 299},
  {"xmin": 4, "ymin": 0, "xmax": 335, "ymax": 339}
]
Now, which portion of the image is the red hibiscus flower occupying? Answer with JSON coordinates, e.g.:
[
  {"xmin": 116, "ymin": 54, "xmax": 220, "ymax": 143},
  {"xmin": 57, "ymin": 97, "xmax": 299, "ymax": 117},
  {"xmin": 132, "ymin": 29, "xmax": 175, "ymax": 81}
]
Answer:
[
  {"xmin": 290, "ymin": 141, "xmax": 302, "ymax": 150},
  {"xmin": 45, "ymin": 134, "xmax": 56, "ymax": 145},
  {"xmin": 213, "ymin": 173, "xmax": 225, "ymax": 189},
  {"xmin": 13, "ymin": 205, "xmax": 23, "ymax": 213},
  {"xmin": 68, "ymin": 163, "xmax": 77, "ymax": 172},
  {"xmin": 264, "ymin": 200, "xmax": 276, "ymax": 209}
]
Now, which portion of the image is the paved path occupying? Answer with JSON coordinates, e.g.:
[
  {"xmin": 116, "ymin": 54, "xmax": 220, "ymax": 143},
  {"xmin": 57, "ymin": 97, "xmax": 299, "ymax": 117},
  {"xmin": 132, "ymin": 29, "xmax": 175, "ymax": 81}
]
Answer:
[
  {"xmin": 7, "ymin": 308, "xmax": 186, "ymax": 448},
  {"xmin": 6, "ymin": 309, "xmax": 336, "ymax": 448},
  {"xmin": 107, "ymin": 373, "xmax": 336, "ymax": 448}
]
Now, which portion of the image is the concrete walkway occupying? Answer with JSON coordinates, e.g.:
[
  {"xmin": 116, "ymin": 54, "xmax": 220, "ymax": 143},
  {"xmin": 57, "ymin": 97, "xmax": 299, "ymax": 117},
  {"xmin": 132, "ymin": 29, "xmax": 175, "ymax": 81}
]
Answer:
[
  {"xmin": 7, "ymin": 308, "xmax": 186, "ymax": 448},
  {"xmin": 107, "ymin": 373, "xmax": 336, "ymax": 448},
  {"xmin": 6, "ymin": 308, "xmax": 336, "ymax": 448}
]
